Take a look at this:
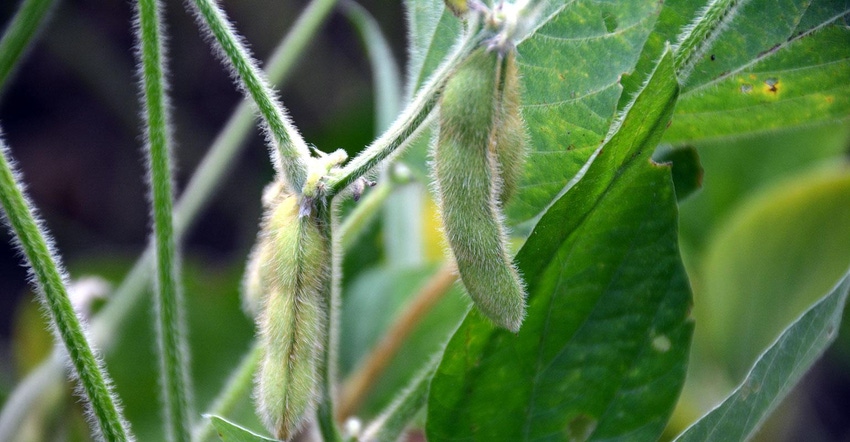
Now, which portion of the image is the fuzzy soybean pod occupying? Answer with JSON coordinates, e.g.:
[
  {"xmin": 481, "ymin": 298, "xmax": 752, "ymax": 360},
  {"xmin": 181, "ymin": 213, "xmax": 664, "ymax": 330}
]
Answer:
[
  {"xmin": 492, "ymin": 51, "xmax": 528, "ymax": 202},
  {"xmin": 434, "ymin": 47, "xmax": 527, "ymax": 332},
  {"xmin": 251, "ymin": 187, "xmax": 331, "ymax": 441}
]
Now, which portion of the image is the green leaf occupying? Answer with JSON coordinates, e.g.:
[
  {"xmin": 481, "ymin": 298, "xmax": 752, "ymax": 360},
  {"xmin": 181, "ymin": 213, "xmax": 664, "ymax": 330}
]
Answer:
[
  {"xmin": 506, "ymin": 0, "xmax": 663, "ymax": 227},
  {"xmin": 652, "ymin": 145, "xmax": 704, "ymax": 201},
  {"xmin": 667, "ymin": 25, "xmax": 850, "ymax": 142},
  {"xmin": 663, "ymin": 0, "xmax": 850, "ymax": 142},
  {"xmin": 675, "ymin": 270, "xmax": 850, "ymax": 442},
  {"xmin": 427, "ymin": 50, "xmax": 691, "ymax": 441},
  {"xmin": 682, "ymin": 0, "xmax": 849, "ymax": 90},
  {"xmin": 696, "ymin": 165, "xmax": 850, "ymax": 380},
  {"xmin": 206, "ymin": 415, "xmax": 277, "ymax": 442}
]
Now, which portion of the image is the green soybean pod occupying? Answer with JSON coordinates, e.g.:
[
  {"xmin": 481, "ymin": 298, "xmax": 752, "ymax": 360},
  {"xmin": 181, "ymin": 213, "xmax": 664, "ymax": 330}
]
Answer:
[
  {"xmin": 435, "ymin": 47, "xmax": 527, "ymax": 332},
  {"xmin": 492, "ymin": 51, "xmax": 528, "ymax": 203},
  {"xmin": 253, "ymin": 190, "xmax": 331, "ymax": 440}
]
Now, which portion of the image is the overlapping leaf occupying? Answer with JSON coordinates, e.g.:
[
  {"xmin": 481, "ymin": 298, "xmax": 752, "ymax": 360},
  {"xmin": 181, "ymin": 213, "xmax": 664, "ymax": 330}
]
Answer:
[
  {"xmin": 666, "ymin": 0, "xmax": 850, "ymax": 142},
  {"xmin": 675, "ymin": 270, "xmax": 850, "ymax": 442},
  {"xmin": 402, "ymin": 0, "xmax": 664, "ymax": 227},
  {"xmin": 427, "ymin": 51, "xmax": 692, "ymax": 441}
]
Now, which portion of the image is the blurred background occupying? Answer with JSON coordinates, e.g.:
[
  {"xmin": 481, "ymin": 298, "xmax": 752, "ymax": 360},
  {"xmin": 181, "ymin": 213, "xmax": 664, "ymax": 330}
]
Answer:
[{"xmin": 1, "ymin": 0, "xmax": 849, "ymax": 441}]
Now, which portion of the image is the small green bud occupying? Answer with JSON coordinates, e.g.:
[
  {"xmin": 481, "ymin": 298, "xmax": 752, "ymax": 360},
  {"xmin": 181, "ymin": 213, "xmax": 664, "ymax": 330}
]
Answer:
[
  {"xmin": 248, "ymin": 187, "xmax": 332, "ymax": 440},
  {"xmin": 434, "ymin": 47, "xmax": 528, "ymax": 332}
]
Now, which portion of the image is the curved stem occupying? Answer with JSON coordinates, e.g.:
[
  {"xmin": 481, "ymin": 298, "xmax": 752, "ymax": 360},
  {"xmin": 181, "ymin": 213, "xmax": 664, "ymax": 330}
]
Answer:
[
  {"xmin": 187, "ymin": 0, "xmax": 312, "ymax": 191},
  {"xmin": 325, "ymin": 26, "xmax": 486, "ymax": 195},
  {"xmin": 0, "ymin": 134, "xmax": 133, "ymax": 441}
]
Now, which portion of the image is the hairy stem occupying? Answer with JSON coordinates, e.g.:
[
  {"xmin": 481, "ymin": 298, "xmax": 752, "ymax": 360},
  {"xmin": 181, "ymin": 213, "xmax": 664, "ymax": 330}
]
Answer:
[
  {"xmin": 0, "ymin": 0, "xmax": 335, "ymax": 428},
  {"xmin": 187, "ymin": 0, "xmax": 311, "ymax": 191},
  {"xmin": 325, "ymin": 26, "xmax": 486, "ymax": 195},
  {"xmin": 0, "ymin": 134, "xmax": 133, "ymax": 441},
  {"xmin": 337, "ymin": 264, "xmax": 457, "ymax": 420},
  {"xmin": 136, "ymin": 0, "xmax": 193, "ymax": 439},
  {"xmin": 0, "ymin": 0, "xmax": 56, "ymax": 93},
  {"xmin": 673, "ymin": 0, "xmax": 745, "ymax": 81}
]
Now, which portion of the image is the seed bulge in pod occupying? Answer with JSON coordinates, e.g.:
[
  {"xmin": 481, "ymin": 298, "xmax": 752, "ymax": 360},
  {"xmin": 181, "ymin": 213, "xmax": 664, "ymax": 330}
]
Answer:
[
  {"xmin": 434, "ymin": 47, "xmax": 527, "ymax": 332},
  {"xmin": 254, "ymin": 190, "xmax": 331, "ymax": 441}
]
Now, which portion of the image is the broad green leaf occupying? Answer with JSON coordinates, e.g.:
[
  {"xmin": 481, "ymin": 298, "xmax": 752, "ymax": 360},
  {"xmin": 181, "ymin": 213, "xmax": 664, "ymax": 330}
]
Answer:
[
  {"xmin": 506, "ymin": 0, "xmax": 662, "ymax": 226},
  {"xmin": 618, "ymin": 0, "xmax": 703, "ymax": 110},
  {"xmin": 403, "ymin": 0, "xmax": 461, "ymax": 95},
  {"xmin": 427, "ymin": 50, "xmax": 692, "ymax": 441},
  {"xmin": 206, "ymin": 415, "xmax": 277, "ymax": 442},
  {"xmin": 675, "ymin": 270, "xmax": 850, "ymax": 442},
  {"xmin": 682, "ymin": 0, "xmax": 850, "ymax": 90},
  {"xmin": 664, "ymin": 0, "xmax": 850, "ymax": 142},
  {"xmin": 696, "ymin": 165, "xmax": 850, "ymax": 380},
  {"xmin": 667, "ymin": 25, "xmax": 850, "ymax": 142}
]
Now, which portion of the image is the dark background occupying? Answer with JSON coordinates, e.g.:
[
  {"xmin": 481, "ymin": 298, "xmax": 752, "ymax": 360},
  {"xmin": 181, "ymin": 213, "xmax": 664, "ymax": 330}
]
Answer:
[{"xmin": 0, "ymin": 0, "xmax": 406, "ymax": 340}]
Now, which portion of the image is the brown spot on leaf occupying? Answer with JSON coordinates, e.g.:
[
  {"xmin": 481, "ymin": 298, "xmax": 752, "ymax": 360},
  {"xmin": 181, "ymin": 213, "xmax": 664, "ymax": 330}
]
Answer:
[{"xmin": 764, "ymin": 77, "xmax": 779, "ymax": 93}]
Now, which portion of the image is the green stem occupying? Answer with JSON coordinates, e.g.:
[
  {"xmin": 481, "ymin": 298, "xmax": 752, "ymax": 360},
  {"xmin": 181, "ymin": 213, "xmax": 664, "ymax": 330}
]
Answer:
[
  {"xmin": 187, "ymin": 0, "xmax": 311, "ymax": 192},
  {"xmin": 0, "ymin": 0, "xmax": 337, "ymax": 427},
  {"xmin": 0, "ymin": 134, "xmax": 133, "ymax": 441},
  {"xmin": 673, "ymin": 0, "xmax": 745, "ymax": 81},
  {"xmin": 325, "ymin": 26, "xmax": 485, "ymax": 195},
  {"xmin": 0, "ymin": 0, "xmax": 56, "ymax": 94},
  {"xmin": 191, "ymin": 343, "xmax": 263, "ymax": 442},
  {"xmin": 316, "ymin": 205, "xmax": 343, "ymax": 442},
  {"xmin": 136, "ymin": 0, "xmax": 193, "ymax": 439}
]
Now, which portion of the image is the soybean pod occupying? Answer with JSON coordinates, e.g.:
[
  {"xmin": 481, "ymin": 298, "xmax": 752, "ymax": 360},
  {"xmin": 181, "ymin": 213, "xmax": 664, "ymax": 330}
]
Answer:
[
  {"xmin": 249, "ymin": 185, "xmax": 331, "ymax": 440},
  {"xmin": 434, "ymin": 47, "xmax": 528, "ymax": 332}
]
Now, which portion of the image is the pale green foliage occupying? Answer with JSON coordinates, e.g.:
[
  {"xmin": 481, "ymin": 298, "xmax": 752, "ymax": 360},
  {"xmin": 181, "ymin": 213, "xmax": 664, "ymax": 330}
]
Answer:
[
  {"xmin": 434, "ymin": 47, "xmax": 527, "ymax": 332},
  {"xmin": 251, "ymin": 188, "xmax": 331, "ymax": 440}
]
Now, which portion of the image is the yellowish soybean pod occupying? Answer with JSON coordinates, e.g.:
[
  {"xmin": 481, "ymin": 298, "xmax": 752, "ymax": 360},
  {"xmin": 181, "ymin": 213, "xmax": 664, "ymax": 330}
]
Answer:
[
  {"xmin": 434, "ymin": 47, "xmax": 527, "ymax": 332},
  {"xmin": 251, "ymin": 186, "xmax": 331, "ymax": 440}
]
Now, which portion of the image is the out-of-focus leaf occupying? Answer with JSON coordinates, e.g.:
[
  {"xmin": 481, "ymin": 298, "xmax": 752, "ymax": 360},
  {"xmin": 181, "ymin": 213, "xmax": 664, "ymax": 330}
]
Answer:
[
  {"xmin": 675, "ymin": 270, "xmax": 850, "ymax": 442},
  {"xmin": 696, "ymin": 165, "xmax": 850, "ymax": 380},
  {"xmin": 428, "ymin": 51, "xmax": 692, "ymax": 441},
  {"xmin": 653, "ymin": 145, "xmax": 704, "ymax": 201},
  {"xmin": 340, "ymin": 264, "xmax": 469, "ymax": 417},
  {"xmin": 207, "ymin": 415, "xmax": 276, "ymax": 442}
]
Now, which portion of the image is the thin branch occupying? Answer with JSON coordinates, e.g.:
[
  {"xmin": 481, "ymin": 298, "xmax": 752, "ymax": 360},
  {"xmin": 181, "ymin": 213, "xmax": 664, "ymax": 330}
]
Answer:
[
  {"xmin": 337, "ymin": 264, "xmax": 457, "ymax": 420},
  {"xmin": 186, "ymin": 0, "xmax": 311, "ymax": 192},
  {"xmin": 135, "ymin": 0, "xmax": 193, "ymax": 439}
]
